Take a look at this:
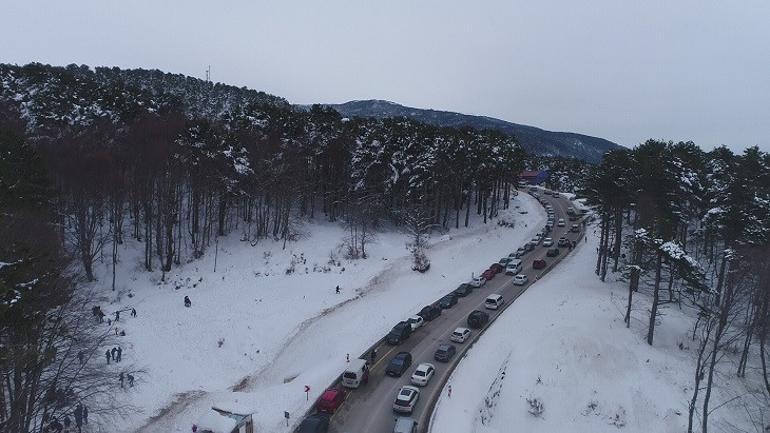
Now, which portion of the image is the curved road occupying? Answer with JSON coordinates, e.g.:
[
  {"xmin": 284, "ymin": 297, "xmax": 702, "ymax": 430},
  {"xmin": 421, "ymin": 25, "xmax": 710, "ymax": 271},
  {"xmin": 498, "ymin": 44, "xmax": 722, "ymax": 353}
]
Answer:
[{"xmin": 323, "ymin": 190, "xmax": 580, "ymax": 433}]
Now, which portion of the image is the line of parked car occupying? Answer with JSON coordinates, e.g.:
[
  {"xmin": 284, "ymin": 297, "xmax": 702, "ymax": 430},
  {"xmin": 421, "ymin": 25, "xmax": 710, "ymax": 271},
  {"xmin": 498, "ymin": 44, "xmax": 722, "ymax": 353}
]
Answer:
[{"xmin": 299, "ymin": 189, "xmax": 575, "ymax": 433}]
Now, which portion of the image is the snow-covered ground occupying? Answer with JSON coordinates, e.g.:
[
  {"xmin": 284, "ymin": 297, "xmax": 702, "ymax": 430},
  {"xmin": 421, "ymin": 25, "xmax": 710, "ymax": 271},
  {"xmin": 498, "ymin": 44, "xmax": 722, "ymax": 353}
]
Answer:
[
  {"xmin": 429, "ymin": 223, "xmax": 758, "ymax": 433},
  {"xmin": 85, "ymin": 193, "xmax": 545, "ymax": 432}
]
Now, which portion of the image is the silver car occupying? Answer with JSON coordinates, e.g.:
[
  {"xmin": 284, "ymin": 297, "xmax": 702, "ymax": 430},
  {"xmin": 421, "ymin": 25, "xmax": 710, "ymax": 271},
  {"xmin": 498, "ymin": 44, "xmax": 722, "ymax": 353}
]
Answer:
[{"xmin": 393, "ymin": 417, "xmax": 417, "ymax": 433}]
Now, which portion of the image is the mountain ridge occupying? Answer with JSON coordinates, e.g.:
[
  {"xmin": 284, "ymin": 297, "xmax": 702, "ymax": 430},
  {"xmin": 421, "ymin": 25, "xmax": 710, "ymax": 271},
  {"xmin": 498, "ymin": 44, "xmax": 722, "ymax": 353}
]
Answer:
[{"xmin": 310, "ymin": 99, "xmax": 620, "ymax": 163}]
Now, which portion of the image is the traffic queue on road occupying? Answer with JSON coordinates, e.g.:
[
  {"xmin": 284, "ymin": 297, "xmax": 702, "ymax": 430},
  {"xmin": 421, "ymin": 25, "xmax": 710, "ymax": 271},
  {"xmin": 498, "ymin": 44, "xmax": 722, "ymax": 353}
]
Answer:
[{"xmin": 296, "ymin": 188, "xmax": 586, "ymax": 433}]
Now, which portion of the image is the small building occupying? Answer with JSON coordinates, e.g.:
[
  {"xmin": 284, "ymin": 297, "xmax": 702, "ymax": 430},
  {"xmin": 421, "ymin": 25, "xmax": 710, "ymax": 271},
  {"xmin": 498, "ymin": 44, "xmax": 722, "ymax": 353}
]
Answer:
[
  {"xmin": 197, "ymin": 403, "xmax": 254, "ymax": 433},
  {"xmin": 519, "ymin": 170, "xmax": 549, "ymax": 185}
]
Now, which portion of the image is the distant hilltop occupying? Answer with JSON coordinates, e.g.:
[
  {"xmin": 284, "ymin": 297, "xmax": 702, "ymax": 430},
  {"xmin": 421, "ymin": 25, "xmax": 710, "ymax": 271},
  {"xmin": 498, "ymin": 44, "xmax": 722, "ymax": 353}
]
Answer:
[{"xmin": 314, "ymin": 99, "xmax": 621, "ymax": 163}]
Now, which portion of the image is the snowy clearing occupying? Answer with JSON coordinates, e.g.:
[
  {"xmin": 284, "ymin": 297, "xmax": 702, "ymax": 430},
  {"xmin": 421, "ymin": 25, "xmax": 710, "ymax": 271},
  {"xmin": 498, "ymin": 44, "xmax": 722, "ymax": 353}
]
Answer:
[{"xmin": 84, "ymin": 193, "xmax": 545, "ymax": 432}]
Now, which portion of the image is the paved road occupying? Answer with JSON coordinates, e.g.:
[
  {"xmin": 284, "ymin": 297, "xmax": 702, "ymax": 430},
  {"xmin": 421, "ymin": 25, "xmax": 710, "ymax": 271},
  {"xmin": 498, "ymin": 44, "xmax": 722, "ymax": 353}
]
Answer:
[{"xmin": 325, "ymin": 190, "xmax": 581, "ymax": 433}]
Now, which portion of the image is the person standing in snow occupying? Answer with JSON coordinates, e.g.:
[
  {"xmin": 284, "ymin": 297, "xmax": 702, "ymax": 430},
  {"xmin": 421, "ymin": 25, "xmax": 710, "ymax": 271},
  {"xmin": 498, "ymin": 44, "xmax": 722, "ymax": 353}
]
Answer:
[
  {"xmin": 119, "ymin": 372, "xmax": 125, "ymax": 388},
  {"xmin": 82, "ymin": 405, "xmax": 88, "ymax": 425},
  {"xmin": 127, "ymin": 373, "xmax": 134, "ymax": 387},
  {"xmin": 105, "ymin": 349, "xmax": 111, "ymax": 364},
  {"xmin": 115, "ymin": 311, "xmax": 120, "ymax": 322},
  {"xmin": 111, "ymin": 347, "xmax": 117, "ymax": 360},
  {"xmin": 184, "ymin": 296, "xmax": 192, "ymax": 308},
  {"xmin": 74, "ymin": 404, "xmax": 83, "ymax": 433},
  {"xmin": 335, "ymin": 285, "xmax": 340, "ymax": 294},
  {"xmin": 131, "ymin": 308, "xmax": 137, "ymax": 317},
  {"xmin": 116, "ymin": 346, "xmax": 122, "ymax": 362}
]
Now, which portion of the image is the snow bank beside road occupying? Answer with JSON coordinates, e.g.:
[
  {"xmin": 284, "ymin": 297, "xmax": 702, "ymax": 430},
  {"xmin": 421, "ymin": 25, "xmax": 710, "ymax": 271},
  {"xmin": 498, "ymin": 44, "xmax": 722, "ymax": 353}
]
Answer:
[{"xmin": 430, "ymin": 225, "xmax": 754, "ymax": 433}]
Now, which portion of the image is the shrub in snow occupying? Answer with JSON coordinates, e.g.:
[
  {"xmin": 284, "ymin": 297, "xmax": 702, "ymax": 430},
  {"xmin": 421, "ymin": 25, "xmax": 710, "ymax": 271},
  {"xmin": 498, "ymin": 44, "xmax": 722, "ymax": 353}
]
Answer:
[
  {"xmin": 217, "ymin": 338, "xmax": 225, "ymax": 348},
  {"xmin": 526, "ymin": 396, "xmax": 545, "ymax": 418},
  {"xmin": 608, "ymin": 406, "xmax": 626, "ymax": 428},
  {"xmin": 412, "ymin": 250, "xmax": 430, "ymax": 273},
  {"xmin": 582, "ymin": 400, "xmax": 600, "ymax": 416}
]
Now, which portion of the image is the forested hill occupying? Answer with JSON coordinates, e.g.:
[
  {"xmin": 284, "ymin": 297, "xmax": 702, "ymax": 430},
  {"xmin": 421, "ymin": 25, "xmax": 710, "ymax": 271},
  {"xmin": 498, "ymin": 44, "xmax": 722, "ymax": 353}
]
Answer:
[
  {"xmin": 322, "ymin": 100, "xmax": 620, "ymax": 163},
  {"xmin": 0, "ymin": 62, "xmax": 526, "ymax": 282},
  {"xmin": 0, "ymin": 63, "xmax": 288, "ymax": 130}
]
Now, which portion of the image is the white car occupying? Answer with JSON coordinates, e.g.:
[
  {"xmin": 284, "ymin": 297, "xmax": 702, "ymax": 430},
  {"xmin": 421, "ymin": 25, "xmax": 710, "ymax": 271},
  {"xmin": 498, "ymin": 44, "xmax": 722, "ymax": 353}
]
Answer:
[
  {"xmin": 410, "ymin": 363, "xmax": 436, "ymax": 387},
  {"xmin": 505, "ymin": 259, "xmax": 522, "ymax": 275},
  {"xmin": 531, "ymin": 237, "xmax": 541, "ymax": 245},
  {"xmin": 469, "ymin": 276, "xmax": 486, "ymax": 288},
  {"xmin": 393, "ymin": 385, "xmax": 420, "ymax": 414},
  {"xmin": 407, "ymin": 316, "xmax": 424, "ymax": 331},
  {"xmin": 450, "ymin": 327, "xmax": 471, "ymax": 343},
  {"xmin": 557, "ymin": 219, "xmax": 566, "ymax": 227},
  {"xmin": 513, "ymin": 274, "xmax": 529, "ymax": 286},
  {"xmin": 542, "ymin": 237, "xmax": 554, "ymax": 247}
]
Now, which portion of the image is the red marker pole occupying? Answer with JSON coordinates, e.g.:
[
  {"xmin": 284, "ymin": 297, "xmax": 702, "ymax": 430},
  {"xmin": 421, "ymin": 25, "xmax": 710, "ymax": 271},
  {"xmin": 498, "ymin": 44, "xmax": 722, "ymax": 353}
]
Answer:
[
  {"xmin": 346, "ymin": 353, "xmax": 350, "ymax": 363},
  {"xmin": 448, "ymin": 385, "xmax": 452, "ymax": 398},
  {"xmin": 304, "ymin": 385, "xmax": 310, "ymax": 401}
]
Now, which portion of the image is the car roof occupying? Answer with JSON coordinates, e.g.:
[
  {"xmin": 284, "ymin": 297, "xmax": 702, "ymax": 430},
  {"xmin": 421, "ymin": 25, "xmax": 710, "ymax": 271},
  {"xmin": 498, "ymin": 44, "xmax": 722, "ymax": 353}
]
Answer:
[
  {"xmin": 394, "ymin": 417, "xmax": 416, "ymax": 430},
  {"xmin": 320, "ymin": 389, "xmax": 340, "ymax": 399},
  {"xmin": 415, "ymin": 363, "xmax": 433, "ymax": 371},
  {"xmin": 454, "ymin": 327, "xmax": 470, "ymax": 332},
  {"xmin": 437, "ymin": 343, "xmax": 454, "ymax": 350}
]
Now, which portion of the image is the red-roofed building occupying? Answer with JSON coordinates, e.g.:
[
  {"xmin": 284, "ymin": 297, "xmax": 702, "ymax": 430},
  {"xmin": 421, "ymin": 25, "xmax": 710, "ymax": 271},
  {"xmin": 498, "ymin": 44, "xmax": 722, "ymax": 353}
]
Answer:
[{"xmin": 519, "ymin": 170, "xmax": 549, "ymax": 185}]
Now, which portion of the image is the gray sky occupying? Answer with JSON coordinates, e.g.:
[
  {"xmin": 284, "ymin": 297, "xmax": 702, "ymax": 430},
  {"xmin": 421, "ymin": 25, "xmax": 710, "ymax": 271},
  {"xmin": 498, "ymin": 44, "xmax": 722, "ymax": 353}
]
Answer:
[{"xmin": 3, "ymin": 1, "xmax": 769, "ymax": 151}]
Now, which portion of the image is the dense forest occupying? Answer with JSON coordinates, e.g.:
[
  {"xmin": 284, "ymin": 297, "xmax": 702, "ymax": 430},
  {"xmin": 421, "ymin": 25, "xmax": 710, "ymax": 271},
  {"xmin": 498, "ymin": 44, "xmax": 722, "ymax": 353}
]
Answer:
[
  {"xmin": 582, "ymin": 141, "xmax": 770, "ymax": 432},
  {"xmin": 0, "ymin": 63, "xmax": 526, "ymax": 431}
]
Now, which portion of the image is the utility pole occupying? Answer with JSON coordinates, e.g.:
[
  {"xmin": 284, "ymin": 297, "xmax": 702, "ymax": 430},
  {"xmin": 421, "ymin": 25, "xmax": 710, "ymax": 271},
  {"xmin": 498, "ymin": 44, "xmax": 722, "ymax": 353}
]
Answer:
[{"xmin": 205, "ymin": 65, "xmax": 211, "ymax": 82}]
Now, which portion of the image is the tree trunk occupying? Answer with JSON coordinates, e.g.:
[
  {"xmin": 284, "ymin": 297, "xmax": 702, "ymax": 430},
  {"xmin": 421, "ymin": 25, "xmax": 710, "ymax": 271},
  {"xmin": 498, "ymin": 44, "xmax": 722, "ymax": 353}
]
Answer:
[{"xmin": 647, "ymin": 252, "xmax": 662, "ymax": 346}]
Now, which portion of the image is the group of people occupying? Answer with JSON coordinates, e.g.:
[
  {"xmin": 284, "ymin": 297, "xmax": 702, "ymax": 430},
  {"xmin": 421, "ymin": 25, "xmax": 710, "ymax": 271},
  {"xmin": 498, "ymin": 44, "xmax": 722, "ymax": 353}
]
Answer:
[
  {"xmin": 105, "ymin": 346, "xmax": 122, "ymax": 364},
  {"xmin": 45, "ymin": 403, "xmax": 88, "ymax": 433},
  {"xmin": 119, "ymin": 371, "xmax": 135, "ymax": 388}
]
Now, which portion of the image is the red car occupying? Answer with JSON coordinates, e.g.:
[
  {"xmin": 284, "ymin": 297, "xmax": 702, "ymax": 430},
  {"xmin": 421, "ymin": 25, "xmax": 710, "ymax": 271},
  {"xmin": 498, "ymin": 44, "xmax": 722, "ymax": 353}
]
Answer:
[
  {"xmin": 481, "ymin": 269, "xmax": 496, "ymax": 280},
  {"xmin": 533, "ymin": 259, "xmax": 547, "ymax": 269},
  {"xmin": 489, "ymin": 263, "xmax": 504, "ymax": 274},
  {"xmin": 316, "ymin": 388, "xmax": 346, "ymax": 414}
]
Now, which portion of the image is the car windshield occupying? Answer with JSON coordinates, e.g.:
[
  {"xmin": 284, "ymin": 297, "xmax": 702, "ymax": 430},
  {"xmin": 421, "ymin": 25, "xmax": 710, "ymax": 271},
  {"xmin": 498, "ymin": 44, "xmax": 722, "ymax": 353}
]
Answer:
[
  {"xmin": 414, "ymin": 370, "xmax": 425, "ymax": 377},
  {"xmin": 343, "ymin": 372, "xmax": 357, "ymax": 379},
  {"xmin": 395, "ymin": 398, "xmax": 411, "ymax": 406},
  {"xmin": 452, "ymin": 332, "xmax": 462, "ymax": 337},
  {"xmin": 391, "ymin": 358, "xmax": 403, "ymax": 366}
]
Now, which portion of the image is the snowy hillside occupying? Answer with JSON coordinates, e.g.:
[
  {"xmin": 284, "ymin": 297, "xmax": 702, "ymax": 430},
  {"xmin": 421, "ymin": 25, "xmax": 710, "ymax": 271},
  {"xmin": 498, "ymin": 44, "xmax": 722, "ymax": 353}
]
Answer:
[
  {"xmin": 84, "ymin": 194, "xmax": 545, "ymax": 433},
  {"xmin": 429, "ymin": 224, "xmax": 761, "ymax": 433}
]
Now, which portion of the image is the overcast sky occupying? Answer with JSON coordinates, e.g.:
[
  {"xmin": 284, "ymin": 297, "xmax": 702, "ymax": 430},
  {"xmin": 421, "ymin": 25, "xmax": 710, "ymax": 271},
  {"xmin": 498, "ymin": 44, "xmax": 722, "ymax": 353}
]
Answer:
[{"xmin": 3, "ymin": 1, "xmax": 769, "ymax": 151}]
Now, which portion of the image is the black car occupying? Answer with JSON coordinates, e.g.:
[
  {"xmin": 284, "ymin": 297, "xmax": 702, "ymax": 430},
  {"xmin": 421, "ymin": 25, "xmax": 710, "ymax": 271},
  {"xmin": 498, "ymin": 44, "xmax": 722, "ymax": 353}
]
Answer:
[
  {"xmin": 546, "ymin": 248, "xmax": 560, "ymax": 257},
  {"xmin": 386, "ymin": 352, "xmax": 413, "ymax": 377},
  {"xmin": 438, "ymin": 294, "xmax": 458, "ymax": 309},
  {"xmin": 297, "ymin": 413, "xmax": 330, "ymax": 433},
  {"xmin": 453, "ymin": 283, "xmax": 473, "ymax": 298},
  {"xmin": 467, "ymin": 310, "xmax": 490, "ymax": 328},
  {"xmin": 387, "ymin": 321, "xmax": 412, "ymax": 345},
  {"xmin": 434, "ymin": 343, "xmax": 457, "ymax": 362},
  {"xmin": 418, "ymin": 304, "xmax": 442, "ymax": 321}
]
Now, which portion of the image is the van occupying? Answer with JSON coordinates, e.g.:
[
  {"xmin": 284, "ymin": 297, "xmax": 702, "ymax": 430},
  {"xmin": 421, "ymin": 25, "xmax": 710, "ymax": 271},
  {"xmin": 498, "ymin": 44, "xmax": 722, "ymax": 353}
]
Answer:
[
  {"xmin": 484, "ymin": 294, "xmax": 504, "ymax": 310},
  {"xmin": 341, "ymin": 358, "xmax": 370, "ymax": 388}
]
